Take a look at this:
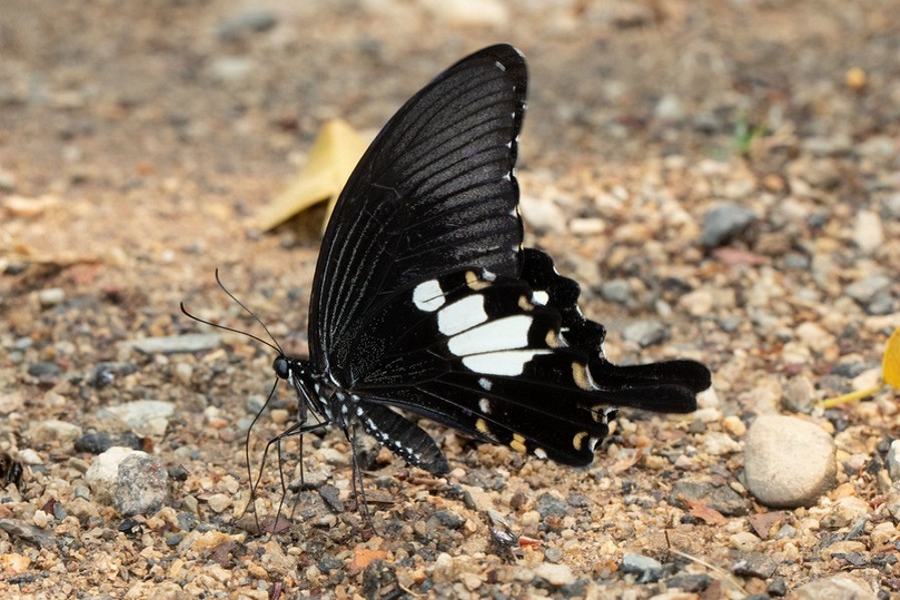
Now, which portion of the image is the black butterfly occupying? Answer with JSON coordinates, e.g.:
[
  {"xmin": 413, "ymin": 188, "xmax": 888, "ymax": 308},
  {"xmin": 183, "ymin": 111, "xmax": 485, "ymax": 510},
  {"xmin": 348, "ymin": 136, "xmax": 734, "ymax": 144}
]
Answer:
[{"xmin": 266, "ymin": 44, "xmax": 711, "ymax": 477}]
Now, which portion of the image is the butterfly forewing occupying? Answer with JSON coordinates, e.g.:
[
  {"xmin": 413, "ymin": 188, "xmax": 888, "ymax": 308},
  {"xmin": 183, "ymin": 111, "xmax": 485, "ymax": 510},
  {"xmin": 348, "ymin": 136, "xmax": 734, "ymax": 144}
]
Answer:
[{"xmin": 310, "ymin": 45, "xmax": 528, "ymax": 373}]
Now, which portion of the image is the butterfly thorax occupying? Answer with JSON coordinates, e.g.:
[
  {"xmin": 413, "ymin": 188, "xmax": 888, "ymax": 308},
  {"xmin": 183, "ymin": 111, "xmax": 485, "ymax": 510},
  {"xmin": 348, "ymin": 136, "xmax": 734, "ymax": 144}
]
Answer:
[{"xmin": 273, "ymin": 355, "xmax": 357, "ymax": 430}]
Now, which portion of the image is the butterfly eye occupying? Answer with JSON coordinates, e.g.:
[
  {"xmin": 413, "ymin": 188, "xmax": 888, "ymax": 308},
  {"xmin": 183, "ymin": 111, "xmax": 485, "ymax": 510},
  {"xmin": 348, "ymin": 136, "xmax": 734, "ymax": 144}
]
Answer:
[{"xmin": 273, "ymin": 357, "xmax": 290, "ymax": 380}]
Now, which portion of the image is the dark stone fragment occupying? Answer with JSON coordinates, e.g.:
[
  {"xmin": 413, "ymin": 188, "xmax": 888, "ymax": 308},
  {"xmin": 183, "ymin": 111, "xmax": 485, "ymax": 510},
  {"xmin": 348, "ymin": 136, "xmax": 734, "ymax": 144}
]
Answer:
[
  {"xmin": 318, "ymin": 556, "xmax": 342, "ymax": 574},
  {"xmin": 119, "ymin": 517, "xmax": 143, "ymax": 537},
  {"xmin": 432, "ymin": 509, "xmax": 465, "ymax": 529},
  {"xmin": 167, "ymin": 464, "xmax": 189, "ymax": 482},
  {"xmin": 664, "ymin": 573, "xmax": 713, "ymax": 592},
  {"xmin": 74, "ymin": 431, "xmax": 145, "ymax": 454},
  {"xmin": 732, "ymin": 552, "xmax": 777, "ymax": 578},
  {"xmin": 362, "ymin": 559, "xmax": 402, "ymax": 600},
  {"xmin": 560, "ymin": 577, "xmax": 590, "ymax": 597},
  {"xmin": 767, "ymin": 578, "xmax": 789, "ymax": 596},
  {"xmin": 536, "ymin": 492, "xmax": 568, "ymax": 518},
  {"xmin": 830, "ymin": 361, "xmax": 872, "ymax": 378},
  {"xmin": 89, "ymin": 362, "xmax": 137, "ymax": 388},
  {"xmin": 0, "ymin": 518, "xmax": 57, "ymax": 547},
  {"xmin": 701, "ymin": 203, "xmax": 756, "ymax": 247},
  {"xmin": 115, "ymin": 453, "xmax": 168, "ymax": 516},
  {"xmin": 669, "ymin": 480, "xmax": 750, "ymax": 516},
  {"xmin": 567, "ymin": 492, "xmax": 590, "ymax": 508},
  {"xmin": 621, "ymin": 553, "xmax": 663, "ymax": 583},
  {"xmin": 318, "ymin": 484, "xmax": 344, "ymax": 513},
  {"xmin": 27, "ymin": 361, "xmax": 61, "ymax": 380}
]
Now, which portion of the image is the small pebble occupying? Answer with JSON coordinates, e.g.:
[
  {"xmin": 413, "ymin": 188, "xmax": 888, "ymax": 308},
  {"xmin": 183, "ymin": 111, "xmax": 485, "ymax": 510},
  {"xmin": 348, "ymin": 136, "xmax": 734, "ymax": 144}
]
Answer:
[
  {"xmin": 845, "ymin": 274, "xmax": 891, "ymax": 304},
  {"xmin": 543, "ymin": 547, "xmax": 563, "ymax": 563},
  {"xmin": 17, "ymin": 448, "xmax": 42, "ymax": 465},
  {"xmin": 790, "ymin": 575, "xmax": 877, "ymax": 600},
  {"xmin": 722, "ymin": 415, "xmax": 747, "ymax": 436},
  {"xmin": 732, "ymin": 552, "xmax": 777, "ymax": 579},
  {"xmin": 206, "ymin": 493, "xmax": 232, "ymax": 514},
  {"xmin": 670, "ymin": 480, "xmax": 749, "ymax": 516},
  {"xmin": 216, "ymin": 10, "xmax": 278, "ymax": 40},
  {"xmin": 536, "ymin": 492, "xmax": 568, "ymax": 518},
  {"xmin": 767, "ymin": 578, "xmax": 789, "ymax": 596},
  {"xmin": 700, "ymin": 203, "xmax": 756, "ymax": 247},
  {"xmin": 37, "ymin": 288, "xmax": 66, "ymax": 308},
  {"xmin": 520, "ymin": 195, "xmax": 566, "ymax": 234},
  {"xmin": 419, "ymin": 0, "xmax": 509, "ymax": 27},
  {"xmin": 887, "ymin": 440, "xmax": 900, "ymax": 482},
  {"xmin": 115, "ymin": 452, "xmax": 169, "ymax": 516},
  {"xmin": 703, "ymin": 432, "xmax": 742, "ymax": 455},
  {"xmin": 0, "ymin": 519, "xmax": 56, "ymax": 547},
  {"xmin": 31, "ymin": 420, "xmax": 83, "ymax": 444},
  {"xmin": 101, "ymin": 400, "xmax": 175, "ymax": 438},
  {"xmin": 129, "ymin": 334, "xmax": 221, "ymax": 355},
  {"xmin": 820, "ymin": 497, "xmax": 869, "ymax": 530},
  {"xmin": 620, "ymin": 553, "xmax": 662, "ymax": 583},
  {"xmin": 85, "ymin": 447, "xmax": 136, "ymax": 504},
  {"xmin": 743, "ymin": 415, "xmax": 836, "ymax": 508},
  {"xmin": 653, "ymin": 94, "xmax": 685, "ymax": 122},
  {"xmin": 174, "ymin": 362, "xmax": 193, "ymax": 386},
  {"xmin": 27, "ymin": 362, "xmax": 62, "ymax": 381},
  {"xmin": 599, "ymin": 279, "xmax": 632, "ymax": 304},
  {"xmin": 568, "ymin": 217, "xmax": 605, "ymax": 235},
  {"xmin": 533, "ymin": 562, "xmax": 575, "ymax": 586},
  {"xmin": 852, "ymin": 210, "xmax": 884, "ymax": 255},
  {"xmin": 678, "ymin": 289, "xmax": 714, "ymax": 318},
  {"xmin": 74, "ymin": 431, "xmax": 145, "ymax": 454},
  {"xmin": 622, "ymin": 319, "xmax": 668, "ymax": 347},
  {"xmin": 729, "ymin": 531, "xmax": 760, "ymax": 552},
  {"xmin": 781, "ymin": 375, "xmax": 815, "ymax": 413},
  {"xmin": 210, "ymin": 57, "xmax": 254, "ymax": 83}
]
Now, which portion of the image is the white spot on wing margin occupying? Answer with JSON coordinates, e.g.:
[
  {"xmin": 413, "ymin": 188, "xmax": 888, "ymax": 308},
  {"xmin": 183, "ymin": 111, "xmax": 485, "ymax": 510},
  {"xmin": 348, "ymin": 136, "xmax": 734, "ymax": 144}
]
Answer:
[{"xmin": 412, "ymin": 279, "xmax": 445, "ymax": 312}]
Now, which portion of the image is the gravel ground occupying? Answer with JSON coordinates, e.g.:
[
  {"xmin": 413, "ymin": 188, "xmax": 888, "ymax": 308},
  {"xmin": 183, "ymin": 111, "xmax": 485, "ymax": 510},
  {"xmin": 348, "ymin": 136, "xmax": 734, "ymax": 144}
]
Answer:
[{"xmin": 1, "ymin": 1, "xmax": 899, "ymax": 598}]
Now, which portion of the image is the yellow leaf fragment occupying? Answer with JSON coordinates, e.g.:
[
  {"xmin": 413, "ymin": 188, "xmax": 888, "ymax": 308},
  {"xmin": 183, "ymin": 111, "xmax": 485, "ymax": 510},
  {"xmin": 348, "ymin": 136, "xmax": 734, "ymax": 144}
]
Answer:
[
  {"xmin": 818, "ymin": 326, "xmax": 899, "ymax": 408},
  {"xmin": 883, "ymin": 326, "xmax": 900, "ymax": 388},
  {"xmin": 257, "ymin": 118, "xmax": 369, "ymax": 232},
  {"xmin": 818, "ymin": 386, "xmax": 883, "ymax": 409}
]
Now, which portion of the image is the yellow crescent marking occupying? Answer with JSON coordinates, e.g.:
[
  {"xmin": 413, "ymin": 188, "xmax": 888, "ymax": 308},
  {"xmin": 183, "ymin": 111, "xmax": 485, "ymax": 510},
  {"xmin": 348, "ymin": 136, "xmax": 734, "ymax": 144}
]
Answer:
[
  {"xmin": 518, "ymin": 295, "xmax": 534, "ymax": 311},
  {"xmin": 545, "ymin": 330, "xmax": 562, "ymax": 348},
  {"xmin": 572, "ymin": 361, "xmax": 592, "ymax": 391},
  {"xmin": 466, "ymin": 271, "xmax": 490, "ymax": 290},
  {"xmin": 573, "ymin": 431, "xmax": 589, "ymax": 451}
]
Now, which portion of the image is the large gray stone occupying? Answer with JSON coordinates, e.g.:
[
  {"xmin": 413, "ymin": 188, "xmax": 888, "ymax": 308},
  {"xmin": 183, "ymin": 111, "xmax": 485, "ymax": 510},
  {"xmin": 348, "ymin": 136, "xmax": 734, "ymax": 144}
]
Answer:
[{"xmin": 743, "ymin": 415, "xmax": 836, "ymax": 508}]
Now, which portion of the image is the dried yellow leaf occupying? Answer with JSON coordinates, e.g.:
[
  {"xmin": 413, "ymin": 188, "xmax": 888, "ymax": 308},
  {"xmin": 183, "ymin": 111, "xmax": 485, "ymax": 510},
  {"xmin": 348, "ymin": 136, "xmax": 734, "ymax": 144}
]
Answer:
[
  {"xmin": 257, "ymin": 119, "xmax": 369, "ymax": 232},
  {"xmin": 883, "ymin": 326, "xmax": 900, "ymax": 388}
]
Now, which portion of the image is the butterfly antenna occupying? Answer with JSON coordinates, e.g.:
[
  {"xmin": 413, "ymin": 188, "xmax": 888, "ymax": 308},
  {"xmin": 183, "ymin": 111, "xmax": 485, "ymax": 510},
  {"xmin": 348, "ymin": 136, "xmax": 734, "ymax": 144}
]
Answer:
[
  {"xmin": 179, "ymin": 301, "xmax": 282, "ymax": 356},
  {"xmin": 214, "ymin": 269, "xmax": 287, "ymax": 354},
  {"xmin": 178, "ymin": 269, "xmax": 286, "ymax": 356}
]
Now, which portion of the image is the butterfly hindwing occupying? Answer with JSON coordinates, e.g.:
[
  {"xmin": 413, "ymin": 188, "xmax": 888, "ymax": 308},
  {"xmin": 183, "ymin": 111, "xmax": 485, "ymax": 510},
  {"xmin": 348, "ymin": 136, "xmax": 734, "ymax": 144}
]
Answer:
[{"xmin": 344, "ymin": 261, "xmax": 704, "ymax": 468}]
